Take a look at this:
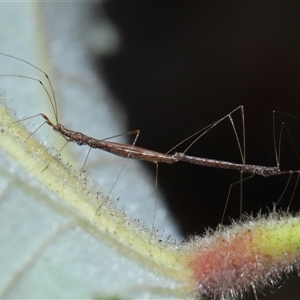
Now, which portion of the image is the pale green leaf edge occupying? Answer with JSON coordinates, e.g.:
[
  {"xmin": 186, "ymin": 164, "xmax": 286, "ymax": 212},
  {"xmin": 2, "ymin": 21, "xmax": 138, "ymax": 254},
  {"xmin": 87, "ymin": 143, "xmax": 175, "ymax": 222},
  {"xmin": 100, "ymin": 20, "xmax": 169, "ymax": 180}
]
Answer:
[{"xmin": 0, "ymin": 103, "xmax": 197, "ymax": 298}]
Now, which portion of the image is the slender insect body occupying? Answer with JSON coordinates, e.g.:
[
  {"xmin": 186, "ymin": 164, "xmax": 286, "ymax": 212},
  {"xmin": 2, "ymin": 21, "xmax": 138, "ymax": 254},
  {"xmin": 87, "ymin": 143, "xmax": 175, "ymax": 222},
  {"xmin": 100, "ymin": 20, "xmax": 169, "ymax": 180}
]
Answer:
[
  {"xmin": 2, "ymin": 52, "xmax": 299, "ymax": 234},
  {"xmin": 104, "ymin": 145, "xmax": 177, "ymax": 164},
  {"xmin": 49, "ymin": 121, "xmax": 177, "ymax": 164},
  {"xmin": 42, "ymin": 105, "xmax": 284, "ymax": 176},
  {"xmin": 53, "ymin": 123, "xmax": 93, "ymax": 145},
  {"xmin": 173, "ymin": 152, "xmax": 281, "ymax": 175}
]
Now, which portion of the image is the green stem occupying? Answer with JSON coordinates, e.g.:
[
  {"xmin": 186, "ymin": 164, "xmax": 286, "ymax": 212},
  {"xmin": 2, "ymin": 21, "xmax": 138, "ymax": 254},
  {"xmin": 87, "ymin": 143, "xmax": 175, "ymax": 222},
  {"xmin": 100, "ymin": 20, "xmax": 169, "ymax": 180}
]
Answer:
[{"xmin": 1, "ymin": 103, "xmax": 300, "ymax": 299}]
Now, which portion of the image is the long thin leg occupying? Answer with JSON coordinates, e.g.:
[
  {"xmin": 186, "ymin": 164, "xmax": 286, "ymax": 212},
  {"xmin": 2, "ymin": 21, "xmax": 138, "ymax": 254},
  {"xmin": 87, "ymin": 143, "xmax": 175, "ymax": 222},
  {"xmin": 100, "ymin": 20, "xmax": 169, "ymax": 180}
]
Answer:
[
  {"xmin": 96, "ymin": 130, "xmax": 141, "ymax": 216},
  {"xmin": 273, "ymin": 111, "xmax": 300, "ymax": 210},
  {"xmin": 221, "ymin": 173, "xmax": 255, "ymax": 224}
]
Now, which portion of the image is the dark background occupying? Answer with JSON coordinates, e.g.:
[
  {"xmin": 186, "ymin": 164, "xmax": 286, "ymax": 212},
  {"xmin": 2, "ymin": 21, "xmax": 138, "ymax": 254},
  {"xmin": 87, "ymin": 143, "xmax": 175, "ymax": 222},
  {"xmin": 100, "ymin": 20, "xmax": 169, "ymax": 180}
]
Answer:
[{"xmin": 92, "ymin": 3, "xmax": 300, "ymax": 299}]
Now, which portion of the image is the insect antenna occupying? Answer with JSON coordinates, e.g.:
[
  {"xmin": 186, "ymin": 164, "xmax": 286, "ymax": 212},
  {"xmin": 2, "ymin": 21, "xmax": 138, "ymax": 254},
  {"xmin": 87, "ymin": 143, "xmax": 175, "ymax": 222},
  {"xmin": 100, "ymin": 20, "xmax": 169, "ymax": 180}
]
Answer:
[{"xmin": 0, "ymin": 52, "xmax": 58, "ymax": 123}]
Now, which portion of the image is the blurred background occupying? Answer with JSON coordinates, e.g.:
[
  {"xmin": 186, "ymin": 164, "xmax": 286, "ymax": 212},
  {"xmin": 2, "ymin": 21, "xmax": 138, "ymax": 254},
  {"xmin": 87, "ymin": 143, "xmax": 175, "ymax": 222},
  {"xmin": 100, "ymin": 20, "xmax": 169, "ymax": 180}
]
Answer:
[
  {"xmin": 96, "ymin": 2, "xmax": 300, "ymax": 234},
  {"xmin": 1, "ymin": 2, "xmax": 300, "ymax": 299},
  {"xmin": 94, "ymin": 3, "xmax": 300, "ymax": 299}
]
